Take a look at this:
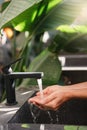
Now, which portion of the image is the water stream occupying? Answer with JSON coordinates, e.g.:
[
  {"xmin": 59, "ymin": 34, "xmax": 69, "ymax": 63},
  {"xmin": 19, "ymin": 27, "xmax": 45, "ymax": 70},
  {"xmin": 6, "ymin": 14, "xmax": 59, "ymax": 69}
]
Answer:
[
  {"xmin": 37, "ymin": 78, "xmax": 59, "ymax": 124},
  {"xmin": 40, "ymin": 124, "xmax": 45, "ymax": 130},
  {"xmin": 37, "ymin": 78, "xmax": 54, "ymax": 124},
  {"xmin": 37, "ymin": 78, "xmax": 43, "ymax": 99},
  {"xmin": 29, "ymin": 78, "xmax": 59, "ymax": 127},
  {"xmin": 29, "ymin": 103, "xmax": 37, "ymax": 123}
]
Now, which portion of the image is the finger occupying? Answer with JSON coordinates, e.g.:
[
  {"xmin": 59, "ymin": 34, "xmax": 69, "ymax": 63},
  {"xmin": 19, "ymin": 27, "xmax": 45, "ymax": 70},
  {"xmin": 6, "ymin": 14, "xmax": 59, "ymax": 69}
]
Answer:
[
  {"xmin": 33, "ymin": 96, "xmax": 57, "ymax": 110},
  {"xmin": 34, "ymin": 93, "xmax": 56, "ymax": 105},
  {"xmin": 41, "ymin": 97, "xmax": 62, "ymax": 111},
  {"xmin": 36, "ymin": 87, "xmax": 50, "ymax": 96},
  {"xmin": 31, "ymin": 101, "xmax": 45, "ymax": 110},
  {"xmin": 29, "ymin": 93, "xmax": 57, "ymax": 110},
  {"xmin": 28, "ymin": 96, "xmax": 40, "ymax": 103},
  {"xmin": 42, "ymin": 92, "xmax": 57, "ymax": 105},
  {"xmin": 29, "ymin": 95, "xmax": 44, "ymax": 106},
  {"xmin": 28, "ymin": 98, "xmax": 42, "ymax": 109}
]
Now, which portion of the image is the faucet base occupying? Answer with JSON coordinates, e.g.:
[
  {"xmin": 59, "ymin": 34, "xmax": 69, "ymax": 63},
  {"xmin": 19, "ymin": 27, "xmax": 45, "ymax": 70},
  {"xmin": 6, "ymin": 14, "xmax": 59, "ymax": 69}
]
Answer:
[{"xmin": 5, "ymin": 101, "xmax": 18, "ymax": 106}]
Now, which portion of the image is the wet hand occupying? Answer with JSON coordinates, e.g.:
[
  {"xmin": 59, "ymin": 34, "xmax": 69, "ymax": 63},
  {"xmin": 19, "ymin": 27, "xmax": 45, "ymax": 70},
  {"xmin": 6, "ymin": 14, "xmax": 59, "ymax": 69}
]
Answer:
[{"xmin": 29, "ymin": 85, "xmax": 69, "ymax": 111}]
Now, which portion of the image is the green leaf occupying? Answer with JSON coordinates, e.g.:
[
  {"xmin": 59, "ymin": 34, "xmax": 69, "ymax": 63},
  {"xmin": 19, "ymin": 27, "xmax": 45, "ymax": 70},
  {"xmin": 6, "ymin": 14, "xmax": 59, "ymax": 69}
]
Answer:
[
  {"xmin": 21, "ymin": 124, "xmax": 30, "ymax": 129},
  {"xmin": 11, "ymin": 0, "xmax": 62, "ymax": 31},
  {"xmin": 58, "ymin": 25, "xmax": 87, "ymax": 34},
  {"xmin": 0, "ymin": 0, "xmax": 42, "ymax": 29},
  {"xmin": 14, "ymin": 0, "xmax": 87, "ymax": 33},
  {"xmin": 0, "ymin": 1, "xmax": 10, "ymax": 12},
  {"xmin": 48, "ymin": 25, "xmax": 87, "ymax": 53},
  {"xmin": 79, "ymin": 126, "xmax": 87, "ymax": 130},
  {"xmin": 34, "ymin": 0, "xmax": 87, "ymax": 33},
  {"xmin": 64, "ymin": 125, "xmax": 78, "ymax": 130},
  {"xmin": 1, "ymin": 0, "xmax": 87, "ymax": 33},
  {"xmin": 64, "ymin": 34, "xmax": 87, "ymax": 53},
  {"xmin": 64, "ymin": 126, "xmax": 87, "ymax": 130},
  {"xmin": 21, "ymin": 48, "xmax": 61, "ymax": 86}
]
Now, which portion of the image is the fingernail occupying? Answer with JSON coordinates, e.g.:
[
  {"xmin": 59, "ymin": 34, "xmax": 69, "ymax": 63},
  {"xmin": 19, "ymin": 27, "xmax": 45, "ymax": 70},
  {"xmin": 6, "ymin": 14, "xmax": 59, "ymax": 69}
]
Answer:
[{"xmin": 29, "ymin": 98, "xmax": 32, "ymax": 102}]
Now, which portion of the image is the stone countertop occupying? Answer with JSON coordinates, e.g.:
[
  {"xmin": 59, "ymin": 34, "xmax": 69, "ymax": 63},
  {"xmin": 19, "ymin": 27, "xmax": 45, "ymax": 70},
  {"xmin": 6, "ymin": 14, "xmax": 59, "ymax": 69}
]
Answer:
[{"xmin": 0, "ymin": 124, "xmax": 65, "ymax": 130}]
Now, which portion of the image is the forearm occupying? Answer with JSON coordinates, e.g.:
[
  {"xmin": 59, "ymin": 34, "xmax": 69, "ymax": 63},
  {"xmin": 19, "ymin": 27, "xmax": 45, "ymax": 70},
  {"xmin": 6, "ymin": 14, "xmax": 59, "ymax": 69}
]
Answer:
[
  {"xmin": 64, "ymin": 82, "xmax": 87, "ymax": 99},
  {"xmin": 29, "ymin": 82, "xmax": 87, "ymax": 111},
  {"xmin": 65, "ymin": 81, "xmax": 87, "ymax": 90}
]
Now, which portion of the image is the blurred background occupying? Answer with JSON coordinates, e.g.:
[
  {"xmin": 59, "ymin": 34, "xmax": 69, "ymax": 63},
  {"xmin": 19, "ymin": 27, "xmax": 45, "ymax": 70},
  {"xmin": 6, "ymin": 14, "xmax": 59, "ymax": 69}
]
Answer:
[{"xmin": 0, "ymin": 0, "xmax": 87, "ymax": 102}]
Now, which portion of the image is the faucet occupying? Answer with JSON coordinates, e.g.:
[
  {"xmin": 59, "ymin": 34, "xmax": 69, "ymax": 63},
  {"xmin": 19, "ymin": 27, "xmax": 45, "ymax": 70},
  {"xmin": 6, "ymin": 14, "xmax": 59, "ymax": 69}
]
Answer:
[{"xmin": 1, "ymin": 58, "xmax": 44, "ymax": 106}]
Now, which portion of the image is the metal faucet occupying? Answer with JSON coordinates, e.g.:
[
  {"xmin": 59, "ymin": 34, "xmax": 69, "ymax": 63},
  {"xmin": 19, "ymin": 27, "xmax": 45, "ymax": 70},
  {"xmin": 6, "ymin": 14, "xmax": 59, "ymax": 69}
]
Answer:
[{"xmin": 1, "ymin": 58, "xmax": 44, "ymax": 106}]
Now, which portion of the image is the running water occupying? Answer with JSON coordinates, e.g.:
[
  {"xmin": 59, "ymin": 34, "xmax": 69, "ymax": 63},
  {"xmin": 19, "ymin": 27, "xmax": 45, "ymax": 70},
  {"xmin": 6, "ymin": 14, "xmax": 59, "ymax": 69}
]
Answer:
[
  {"xmin": 37, "ymin": 78, "xmax": 54, "ymax": 124},
  {"xmin": 29, "ymin": 78, "xmax": 59, "ymax": 125},
  {"xmin": 29, "ymin": 103, "xmax": 37, "ymax": 123},
  {"xmin": 40, "ymin": 124, "xmax": 45, "ymax": 130},
  {"xmin": 37, "ymin": 78, "xmax": 43, "ymax": 99},
  {"xmin": 37, "ymin": 79, "xmax": 45, "ymax": 130},
  {"xmin": 29, "ymin": 78, "xmax": 44, "ymax": 123}
]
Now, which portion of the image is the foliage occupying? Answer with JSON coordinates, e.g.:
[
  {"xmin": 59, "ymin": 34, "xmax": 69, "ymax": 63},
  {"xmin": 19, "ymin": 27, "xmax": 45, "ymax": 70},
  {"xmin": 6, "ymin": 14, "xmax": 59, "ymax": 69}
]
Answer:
[
  {"xmin": 0, "ymin": 0, "xmax": 87, "ymax": 86},
  {"xmin": 21, "ymin": 48, "xmax": 61, "ymax": 86},
  {"xmin": 49, "ymin": 25, "xmax": 87, "ymax": 53},
  {"xmin": 64, "ymin": 125, "xmax": 87, "ymax": 130}
]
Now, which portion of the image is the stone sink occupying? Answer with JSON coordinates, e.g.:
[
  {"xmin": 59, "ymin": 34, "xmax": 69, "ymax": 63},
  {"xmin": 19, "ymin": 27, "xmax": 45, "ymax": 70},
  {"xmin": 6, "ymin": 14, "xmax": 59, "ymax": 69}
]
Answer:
[{"xmin": 8, "ymin": 91, "xmax": 87, "ymax": 125}]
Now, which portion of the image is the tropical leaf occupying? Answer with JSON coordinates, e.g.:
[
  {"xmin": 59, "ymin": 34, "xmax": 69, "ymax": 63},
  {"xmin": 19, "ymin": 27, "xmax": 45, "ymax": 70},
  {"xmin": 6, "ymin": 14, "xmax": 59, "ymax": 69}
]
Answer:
[
  {"xmin": 0, "ymin": 0, "xmax": 42, "ymax": 29},
  {"xmin": 64, "ymin": 34, "xmax": 87, "ymax": 52},
  {"xmin": 21, "ymin": 48, "xmax": 61, "ymax": 86},
  {"xmin": 10, "ymin": 0, "xmax": 62, "ymax": 31},
  {"xmin": 79, "ymin": 126, "xmax": 87, "ymax": 130},
  {"xmin": 58, "ymin": 26, "xmax": 87, "ymax": 52},
  {"xmin": 48, "ymin": 25, "xmax": 87, "ymax": 53},
  {"xmin": 0, "ymin": 1, "xmax": 10, "ymax": 12},
  {"xmin": 31, "ymin": 0, "xmax": 87, "ymax": 34},
  {"xmin": 64, "ymin": 126, "xmax": 87, "ymax": 130},
  {"xmin": 64, "ymin": 125, "xmax": 78, "ymax": 130},
  {"xmin": 11, "ymin": 0, "xmax": 87, "ymax": 32},
  {"xmin": 1, "ymin": 0, "xmax": 87, "ymax": 33}
]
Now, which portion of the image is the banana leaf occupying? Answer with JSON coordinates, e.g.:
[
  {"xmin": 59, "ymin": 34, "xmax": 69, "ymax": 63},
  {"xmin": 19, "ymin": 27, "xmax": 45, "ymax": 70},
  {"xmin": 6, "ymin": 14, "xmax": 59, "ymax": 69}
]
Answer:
[
  {"xmin": 49, "ymin": 25, "xmax": 87, "ymax": 53},
  {"xmin": 1, "ymin": 0, "xmax": 87, "ymax": 87},
  {"xmin": 0, "ymin": 0, "xmax": 87, "ymax": 32},
  {"xmin": 21, "ymin": 48, "xmax": 61, "ymax": 86},
  {"xmin": 0, "ymin": 0, "xmax": 43, "ymax": 29}
]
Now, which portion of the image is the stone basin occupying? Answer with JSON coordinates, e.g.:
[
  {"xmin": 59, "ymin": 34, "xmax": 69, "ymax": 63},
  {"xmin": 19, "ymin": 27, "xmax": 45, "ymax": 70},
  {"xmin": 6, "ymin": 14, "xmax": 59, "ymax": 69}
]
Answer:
[{"xmin": 8, "ymin": 91, "xmax": 87, "ymax": 125}]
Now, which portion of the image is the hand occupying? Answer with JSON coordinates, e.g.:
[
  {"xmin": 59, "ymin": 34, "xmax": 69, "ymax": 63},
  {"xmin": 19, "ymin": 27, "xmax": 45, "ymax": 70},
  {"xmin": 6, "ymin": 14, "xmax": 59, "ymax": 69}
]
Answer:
[{"xmin": 29, "ymin": 85, "xmax": 70, "ymax": 111}]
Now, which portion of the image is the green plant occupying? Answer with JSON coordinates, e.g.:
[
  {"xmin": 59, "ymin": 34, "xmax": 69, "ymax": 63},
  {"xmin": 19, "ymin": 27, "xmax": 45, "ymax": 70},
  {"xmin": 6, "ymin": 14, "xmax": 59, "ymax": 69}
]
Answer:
[{"xmin": 0, "ymin": 0, "xmax": 87, "ymax": 86}]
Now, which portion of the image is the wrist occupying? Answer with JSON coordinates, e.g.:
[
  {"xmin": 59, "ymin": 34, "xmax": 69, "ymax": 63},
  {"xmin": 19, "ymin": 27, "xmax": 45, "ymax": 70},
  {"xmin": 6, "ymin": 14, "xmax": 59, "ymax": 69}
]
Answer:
[{"xmin": 63, "ymin": 86, "xmax": 75, "ymax": 101}]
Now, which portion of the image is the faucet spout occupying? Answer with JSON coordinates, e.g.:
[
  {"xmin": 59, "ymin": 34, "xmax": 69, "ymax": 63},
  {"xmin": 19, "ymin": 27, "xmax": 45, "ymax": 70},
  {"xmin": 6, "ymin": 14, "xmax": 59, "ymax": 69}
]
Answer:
[
  {"xmin": 2, "ymin": 57, "xmax": 44, "ymax": 106},
  {"xmin": 5, "ymin": 72, "xmax": 44, "ymax": 79},
  {"xmin": 4, "ymin": 72, "xmax": 44, "ymax": 106}
]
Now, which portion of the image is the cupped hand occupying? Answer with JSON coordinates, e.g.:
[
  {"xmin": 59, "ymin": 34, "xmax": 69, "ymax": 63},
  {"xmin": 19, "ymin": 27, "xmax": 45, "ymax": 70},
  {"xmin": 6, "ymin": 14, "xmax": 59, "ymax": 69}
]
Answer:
[{"xmin": 28, "ymin": 85, "xmax": 70, "ymax": 111}]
